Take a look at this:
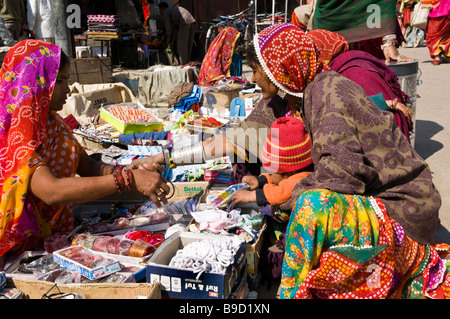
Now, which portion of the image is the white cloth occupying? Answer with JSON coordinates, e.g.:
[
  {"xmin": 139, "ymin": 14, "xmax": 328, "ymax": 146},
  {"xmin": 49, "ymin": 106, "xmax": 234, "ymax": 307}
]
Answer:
[{"xmin": 27, "ymin": 0, "xmax": 55, "ymax": 40}]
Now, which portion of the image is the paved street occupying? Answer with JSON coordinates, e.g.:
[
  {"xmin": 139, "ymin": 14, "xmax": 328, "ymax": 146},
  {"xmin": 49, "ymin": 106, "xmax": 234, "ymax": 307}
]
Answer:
[{"xmin": 398, "ymin": 46, "xmax": 450, "ymax": 244}]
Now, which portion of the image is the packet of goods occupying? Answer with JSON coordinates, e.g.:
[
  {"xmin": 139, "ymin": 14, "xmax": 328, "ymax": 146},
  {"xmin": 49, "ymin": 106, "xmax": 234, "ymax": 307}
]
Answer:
[
  {"xmin": 210, "ymin": 183, "xmax": 250, "ymax": 208},
  {"xmin": 107, "ymin": 104, "xmax": 158, "ymax": 123}
]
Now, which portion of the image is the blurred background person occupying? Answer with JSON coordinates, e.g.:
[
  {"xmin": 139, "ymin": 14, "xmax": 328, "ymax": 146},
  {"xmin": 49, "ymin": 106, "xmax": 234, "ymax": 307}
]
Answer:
[{"xmin": 26, "ymin": 0, "xmax": 55, "ymax": 43}]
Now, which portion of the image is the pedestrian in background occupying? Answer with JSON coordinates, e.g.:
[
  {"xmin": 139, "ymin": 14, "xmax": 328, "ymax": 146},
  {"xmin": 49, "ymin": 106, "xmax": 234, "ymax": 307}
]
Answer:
[
  {"xmin": 158, "ymin": 1, "xmax": 196, "ymax": 65},
  {"xmin": 26, "ymin": 0, "xmax": 55, "ymax": 43},
  {"xmin": 0, "ymin": 0, "xmax": 26, "ymax": 41},
  {"xmin": 423, "ymin": 0, "xmax": 450, "ymax": 65},
  {"xmin": 0, "ymin": 15, "xmax": 15, "ymax": 47}
]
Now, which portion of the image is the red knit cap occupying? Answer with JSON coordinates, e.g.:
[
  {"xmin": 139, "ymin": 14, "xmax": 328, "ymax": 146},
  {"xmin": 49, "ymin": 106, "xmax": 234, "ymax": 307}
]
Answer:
[{"xmin": 261, "ymin": 116, "xmax": 312, "ymax": 173}]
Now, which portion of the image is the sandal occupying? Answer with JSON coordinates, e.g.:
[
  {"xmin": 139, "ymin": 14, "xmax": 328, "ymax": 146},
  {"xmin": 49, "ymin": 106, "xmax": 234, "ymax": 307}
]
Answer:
[{"xmin": 431, "ymin": 57, "xmax": 441, "ymax": 65}]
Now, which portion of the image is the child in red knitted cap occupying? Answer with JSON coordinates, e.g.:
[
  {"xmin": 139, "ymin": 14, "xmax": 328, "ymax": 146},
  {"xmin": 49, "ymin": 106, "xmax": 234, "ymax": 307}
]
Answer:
[{"xmin": 232, "ymin": 116, "xmax": 313, "ymax": 209}]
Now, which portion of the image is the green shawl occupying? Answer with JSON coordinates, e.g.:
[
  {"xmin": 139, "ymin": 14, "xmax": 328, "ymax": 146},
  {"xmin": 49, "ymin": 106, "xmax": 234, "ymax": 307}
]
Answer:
[{"xmin": 313, "ymin": 0, "xmax": 397, "ymax": 43}]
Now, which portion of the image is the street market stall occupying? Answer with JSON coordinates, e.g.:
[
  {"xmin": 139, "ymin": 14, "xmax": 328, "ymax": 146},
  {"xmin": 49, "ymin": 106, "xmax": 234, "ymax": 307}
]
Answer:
[{"xmin": 0, "ymin": 24, "xmax": 268, "ymax": 298}]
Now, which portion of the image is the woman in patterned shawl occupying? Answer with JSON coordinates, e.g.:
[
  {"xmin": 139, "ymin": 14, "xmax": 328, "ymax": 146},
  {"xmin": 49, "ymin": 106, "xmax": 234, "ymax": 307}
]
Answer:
[
  {"xmin": 0, "ymin": 40, "xmax": 171, "ymax": 258},
  {"xmin": 247, "ymin": 23, "xmax": 448, "ymax": 299},
  {"xmin": 306, "ymin": 29, "xmax": 414, "ymax": 142},
  {"xmin": 197, "ymin": 26, "xmax": 241, "ymax": 86}
]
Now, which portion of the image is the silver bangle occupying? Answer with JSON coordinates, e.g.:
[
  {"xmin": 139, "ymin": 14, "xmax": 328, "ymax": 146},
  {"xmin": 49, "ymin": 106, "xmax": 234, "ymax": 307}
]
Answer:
[{"xmin": 172, "ymin": 143, "xmax": 205, "ymax": 165}]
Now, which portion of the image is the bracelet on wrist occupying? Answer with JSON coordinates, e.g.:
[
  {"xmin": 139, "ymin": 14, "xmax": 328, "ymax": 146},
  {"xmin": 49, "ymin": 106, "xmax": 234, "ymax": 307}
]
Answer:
[
  {"xmin": 113, "ymin": 165, "xmax": 126, "ymax": 193},
  {"xmin": 389, "ymin": 99, "xmax": 398, "ymax": 110},
  {"xmin": 124, "ymin": 168, "xmax": 135, "ymax": 190},
  {"xmin": 110, "ymin": 165, "xmax": 126, "ymax": 175}
]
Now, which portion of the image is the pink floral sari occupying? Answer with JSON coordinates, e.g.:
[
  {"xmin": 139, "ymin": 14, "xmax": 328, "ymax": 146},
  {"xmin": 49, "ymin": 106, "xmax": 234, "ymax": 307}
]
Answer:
[{"xmin": 0, "ymin": 40, "xmax": 61, "ymax": 256}]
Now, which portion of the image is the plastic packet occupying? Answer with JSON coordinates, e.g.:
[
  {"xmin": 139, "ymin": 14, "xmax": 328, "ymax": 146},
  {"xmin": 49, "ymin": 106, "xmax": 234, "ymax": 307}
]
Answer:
[{"xmin": 210, "ymin": 183, "xmax": 250, "ymax": 208}]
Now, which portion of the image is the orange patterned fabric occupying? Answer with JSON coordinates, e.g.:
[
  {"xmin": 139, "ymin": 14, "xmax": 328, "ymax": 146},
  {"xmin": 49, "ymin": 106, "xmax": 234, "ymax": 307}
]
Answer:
[
  {"xmin": 30, "ymin": 111, "xmax": 83, "ymax": 236},
  {"xmin": 306, "ymin": 29, "xmax": 349, "ymax": 66},
  {"xmin": 280, "ymin": 190, "xmax": 450, "ymax": 299}
]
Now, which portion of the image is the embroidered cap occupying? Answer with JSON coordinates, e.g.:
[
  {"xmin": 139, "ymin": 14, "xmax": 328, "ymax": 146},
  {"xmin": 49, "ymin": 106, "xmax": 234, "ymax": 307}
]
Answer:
[
  {"xmin": 253, "ymin": 23, "xmax": 324, "ymax": 98},
  {"xmin": 261, "ymin": 116, "xmax": 312, "ymax": 173}
]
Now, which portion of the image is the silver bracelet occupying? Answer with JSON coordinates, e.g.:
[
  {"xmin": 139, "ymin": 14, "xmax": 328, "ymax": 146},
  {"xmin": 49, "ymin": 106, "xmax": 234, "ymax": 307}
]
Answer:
[{"xmin": 172, "ymin": 143, "xmax": 205, "ymax": 165}]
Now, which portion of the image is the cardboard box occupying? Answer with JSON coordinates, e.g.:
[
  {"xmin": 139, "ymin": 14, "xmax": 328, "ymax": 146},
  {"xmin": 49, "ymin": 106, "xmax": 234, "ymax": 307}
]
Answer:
[
  {"xmin": 146, "ymin": 232, "xmax": 246, "ymax": 299},
  {"xmin": 69, "ymin": 57, "xmax": 113, "ymax": 85},
  {"xmin": 100, "ymin": 102, "xmax": 163, "ymax": 134},
  {"xmin": 202, "ymin": 88, "xmax": 239, "ymax": 108},
  {"xmin": 4, "ymin": 250, "xmax": 147, "ymax": 284},
  {"xmin": 245, "ymin": 221, "xmax": 267, "ymax": 275},
  {"xmin": 53, "ymin": 246, "xmax": 122, "ymax": 281},
  {"xmin": 171, "ymin": 181, "xmax": 210, "ymax": 202},
  {"xmin": 7, "ymin": 277, "xmax": 161, "ymax": 299}
]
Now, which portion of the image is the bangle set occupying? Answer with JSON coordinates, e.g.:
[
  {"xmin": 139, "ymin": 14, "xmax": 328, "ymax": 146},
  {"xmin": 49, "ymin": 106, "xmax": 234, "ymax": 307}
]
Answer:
[{"xmin": 111, "ymin": 165, "xmax": 135, "ymax": 193}]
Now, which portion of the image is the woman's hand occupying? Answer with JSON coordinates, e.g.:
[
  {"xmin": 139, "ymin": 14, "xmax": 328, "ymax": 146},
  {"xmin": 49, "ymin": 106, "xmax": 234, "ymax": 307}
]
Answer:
[
  {"xmin": 132, "ymin": 170, "xmax": 171, "ymax": 208},
  {"xmin": 128, "ymin": 153, "xmax": 165, "ymax": 173},
  {"xmin": 242, "ymin": 175, "xmax": 259, "ymax": 190},
  {"xmin": 394, "ymin": 101, "xmax": 414, "ymax": 118},
  {"xmin": 232, "ymin": 190, "xmax": 256, "ymax": 204}
]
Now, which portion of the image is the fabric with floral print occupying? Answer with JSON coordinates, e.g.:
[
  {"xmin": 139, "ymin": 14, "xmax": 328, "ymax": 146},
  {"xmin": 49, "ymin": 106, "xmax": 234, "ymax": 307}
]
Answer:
[
  {"xmin": 197, "ymin": 27, "xmax": 240, "ymax": 86},
  {"xmin": 0, "ymin": 40, "xmax": 61, "ymax": 256},
  {"xmin": 280, "ymin": 189, "xmax": 450, "ymax": 299}
]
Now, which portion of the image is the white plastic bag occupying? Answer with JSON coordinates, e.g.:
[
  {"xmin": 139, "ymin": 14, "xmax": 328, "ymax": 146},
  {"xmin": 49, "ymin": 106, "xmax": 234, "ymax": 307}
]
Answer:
[{"xmin": 411, "ymin": 1, "xmax": 431, "ymax": 29}]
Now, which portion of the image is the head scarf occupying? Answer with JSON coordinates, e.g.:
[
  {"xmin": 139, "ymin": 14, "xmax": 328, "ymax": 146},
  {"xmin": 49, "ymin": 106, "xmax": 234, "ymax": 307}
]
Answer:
[
  {"xmin": 306, "ymin": 29, "xmax": 349, "ymax": 65},
  {"xmin": 197, "ymin": 27, "xmax": 240, "ymax": 86},
  {"xmin": 253, "ymin": 23, "xmax": 325, "ymax": 98},
  {"xmin": 0, "ymin": 40, "xmax": 61, "ymax": 256}
]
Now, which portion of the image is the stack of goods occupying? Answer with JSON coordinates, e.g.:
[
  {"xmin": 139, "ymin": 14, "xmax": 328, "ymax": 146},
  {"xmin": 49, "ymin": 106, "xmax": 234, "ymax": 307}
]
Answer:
[
  {"xmin": 107, "ymin": 105, "xmax": 158, "ymax": 123},
  {"xmin": 87, "ymin": 15, "xmax": 121, "ymax": 39},
  {"xmin": 209, "ymin": 183, "xmax": 251, "ymax": 208},
  {"xmin": 53, "ymin": 245, "xmax": 121, "ymax": 281},
  {"xmin": 190, "ymin": 208, "xmax": 264, "ymax": 244},
  {"xmin": 10, "ymin": 251, "xmax": 141, "ymax": 284},
  {"xmin": 188, "ymin": 116, "xmax": 224, "ymax": 128},
  {"xmin": 72, "ymin": 234, "xmax": 156, "ymax": 258},
  {"xmin": 168, "ymin": 236, "xmax": 244, "ymax": 279},
  {"xmin": 86, "ymin": 209, "xmax": 169, "ymax": 234},
  {"xmin": 73, "ymin": 123, "xmax": 121, "ymax": 145}
]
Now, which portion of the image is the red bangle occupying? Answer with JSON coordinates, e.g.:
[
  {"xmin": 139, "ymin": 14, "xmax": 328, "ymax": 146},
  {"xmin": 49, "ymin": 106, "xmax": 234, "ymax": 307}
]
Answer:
[
  {"xmin": 124, "ymin": 168, "xmax": 135, "ymax": 190},
  {"xmin": 110, "ymin": 165, "xmax": 126, "ymax": 175},
  {"xmin": 113, "ymin": 166, "xmax": 126, "ymax": 193}
]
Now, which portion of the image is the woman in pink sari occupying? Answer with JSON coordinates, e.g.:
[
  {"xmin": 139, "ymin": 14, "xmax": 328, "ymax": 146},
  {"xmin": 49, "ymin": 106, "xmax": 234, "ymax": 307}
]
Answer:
[
  {"xmin": 424, "ymin": 0, "xmax": 450, "ymax": 65},
  {"xmin": 0, "ymin": 40, "xmax": 170, "ymax": 259}
]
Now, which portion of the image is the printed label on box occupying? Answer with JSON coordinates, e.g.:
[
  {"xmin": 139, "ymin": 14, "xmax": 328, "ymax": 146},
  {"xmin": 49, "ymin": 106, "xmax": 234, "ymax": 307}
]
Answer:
[
  {"xmin": 160, "ymin": 275, "xmax": 171, "ymax": 291},
  {"xmin": 171, "ymin": 277, "xmax": 182, "ymax": 292}
]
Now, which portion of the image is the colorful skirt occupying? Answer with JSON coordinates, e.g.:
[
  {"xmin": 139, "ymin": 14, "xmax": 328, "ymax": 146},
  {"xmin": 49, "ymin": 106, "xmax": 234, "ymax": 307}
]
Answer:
[
  {"xmin": 426, "ymin": 14, "xmax": 450, "ymax": 58},
  {"xmin": 280, "ymin": 189, "xmax": 450, "ymax": 299}
]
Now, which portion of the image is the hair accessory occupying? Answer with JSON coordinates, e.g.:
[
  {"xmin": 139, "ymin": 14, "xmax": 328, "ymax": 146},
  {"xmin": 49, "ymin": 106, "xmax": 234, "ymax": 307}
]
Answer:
[{"xmin": 261, "ymin": 116, "xmax": 312, "ymax": 173}]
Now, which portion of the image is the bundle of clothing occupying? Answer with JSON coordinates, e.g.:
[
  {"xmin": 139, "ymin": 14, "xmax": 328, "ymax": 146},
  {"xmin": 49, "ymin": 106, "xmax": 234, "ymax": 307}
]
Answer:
[{"xmin": 87, "ymin": 15, "xmax": 122, "ymax": 34}]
